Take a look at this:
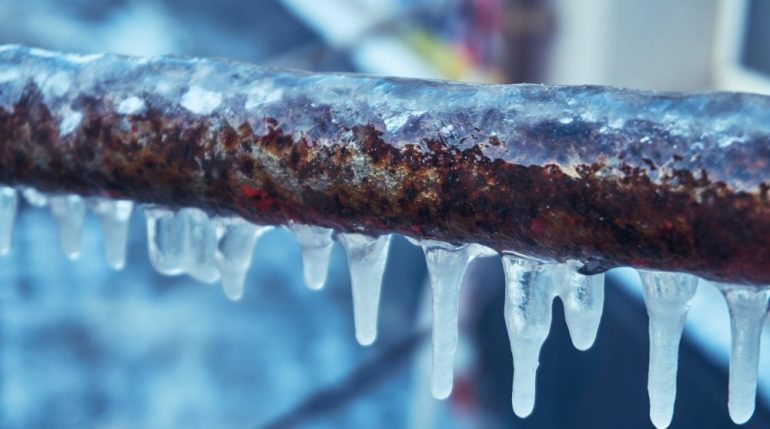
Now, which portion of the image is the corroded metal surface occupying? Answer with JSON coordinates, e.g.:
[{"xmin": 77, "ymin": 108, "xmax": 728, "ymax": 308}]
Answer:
[{"xmin": 1, "ymin": 45, "xmax": 770, "ymax": 284}]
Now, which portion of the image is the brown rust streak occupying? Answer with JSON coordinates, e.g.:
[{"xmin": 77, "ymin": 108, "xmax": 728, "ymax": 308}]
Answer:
[{"xmin": 1, "ymin": 86, "xmax": 769, "ymax": 284}]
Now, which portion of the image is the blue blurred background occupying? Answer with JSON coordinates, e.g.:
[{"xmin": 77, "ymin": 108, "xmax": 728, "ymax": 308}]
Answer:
[{"xmin": 1, "ymin": 1, "xmax": 770, "ymax": 428}]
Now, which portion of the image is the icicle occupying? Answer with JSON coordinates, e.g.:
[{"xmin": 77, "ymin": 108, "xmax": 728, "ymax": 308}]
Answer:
[
  {"xmin": 338, "ymin": 233, "xmax": 392, "ymax": 346},
  {"xmin": 416, "ymin": 240, "xmax": 493, "ymax": 399},
  {"xmin": 560, "ymin": 262, "xmax": 605, "ymax": 351},
  {"xmin": 90, "ymin": 198, "xmax": 133, "ymax": 270},
  {"xmin": 49, "ymin": 194, "xmax": 86, "ymax": 260},
  {"xmin": 713, "ymin": 282, "xmax": 770, "ymax": 424},
  {"xmin": 424, "ymin": 242, "xmax": 469, "ymax": 400},
  {"xmin": 20, "ymin": 187, "xmax": 48, "ymax": 207},
  {"xmin": 638, "ymin": 270, "xmax": 698, "ymax": 429},
  {"xmin": 214, "ymin": 218, "xmax": 270, "ymax": 301},
  {"xmin": 183, "ymin": 209, "xmax": 219, "ymax": 284},
  {"xmin": 145, "ymin": 207, "xmax": 269, "ymax": 296},
  {"xmin": 502, "ymin": 255, "xmax": 558, "ymax": 417},
  {"xmin": 0, "ymin": 186, "xmax": 18, "ymax": 255},
  {"xmin": 145, "ymin": 207, "xmax": 188, "ymax": 275},
  {"xmin": 287, "ymin": 222, "xmax": 334, "ymax": 290}
]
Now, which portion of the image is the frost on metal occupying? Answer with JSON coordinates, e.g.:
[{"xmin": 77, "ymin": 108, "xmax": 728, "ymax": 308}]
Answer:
[
  {"xmin": 2, "ymin": 45, "xmax": 770, "ymax": 428},
  {"xmin": 0, "ymin": 45, "xmax": 770, "ymax": 284}
]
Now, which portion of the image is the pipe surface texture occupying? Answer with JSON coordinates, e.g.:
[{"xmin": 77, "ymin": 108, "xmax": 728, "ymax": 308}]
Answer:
[{"xmin": 1, "ymin": 45, "xmax": 769, "ymax": 284}]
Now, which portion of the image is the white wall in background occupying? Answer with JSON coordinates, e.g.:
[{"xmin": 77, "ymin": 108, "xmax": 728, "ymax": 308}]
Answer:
[
  {"xmin": 548, "ymin": 0, "xmax": 719, "ymax": 91},
  {"xmin": 547, "ymin": 0, "xmax": 612, "ymax": 86},
  {"xmin": 713, "ymin": 0, "xmax": 770, "ymax": 94}
]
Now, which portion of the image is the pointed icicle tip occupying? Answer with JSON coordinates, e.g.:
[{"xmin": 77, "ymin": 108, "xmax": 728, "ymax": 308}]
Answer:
[
  {"xmin": 0, "ymin": 186, "xmax": 19, "ymax": 256},
  {"xmin": 339, "ymin": 233, "xmax": 392, "ymax": 346},
  {"xmin": 638, "ymin": 270, "xmax": 698, "ymax": 429},
  {"xmin": 221, "ymin": 271, "xmax": 247, "ymax": 301},
  {"xmin": 214, "ymin": 218, "xmax": 269, "ymax": 301},
  {"xmin": 287, "ymin": 222, "xmax": 334, "ymax": 290},
  {"xmin": 501, "ymin": 254, "xmax": 558, "ymax": 418},
  {"xmin": 713, "ymin": 282, "xmax": 770, "ymax": 425},
  {"xmin": 559, "ymin": 262, "xmax": 605, "ymax": 351},
  {"xmin": 407, "ymin": 238, "xmax": 497, "ymax": 399},
  {"xmin": 419, "ymin": 240, "xmax": 474, "ymax": 400}
]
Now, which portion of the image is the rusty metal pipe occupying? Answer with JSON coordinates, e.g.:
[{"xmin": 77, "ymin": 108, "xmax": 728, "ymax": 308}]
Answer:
[{"xmin": 1, "ymin": 45, "xmax": 769, "ymax": 284}]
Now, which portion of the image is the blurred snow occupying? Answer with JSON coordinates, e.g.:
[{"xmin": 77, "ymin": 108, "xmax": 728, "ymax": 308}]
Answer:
[{"xmin": 0, "ymin": 204, "xmax": 431, "ymax": 428}]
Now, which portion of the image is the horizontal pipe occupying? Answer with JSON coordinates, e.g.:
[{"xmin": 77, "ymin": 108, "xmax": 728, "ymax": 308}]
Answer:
[{"xmin": 0, "ymin": 45, "xmax": 769, "ymax": 284}]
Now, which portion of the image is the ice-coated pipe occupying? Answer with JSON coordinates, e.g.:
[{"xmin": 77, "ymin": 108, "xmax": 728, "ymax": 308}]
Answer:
[{"xmin": 1, "ymin": 45, "xmax": 770, "ymax": 284}]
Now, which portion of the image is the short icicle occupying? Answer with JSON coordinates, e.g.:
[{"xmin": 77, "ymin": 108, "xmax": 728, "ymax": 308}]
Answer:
[
  {"xmin": 144, "ymin": 207, "xmax": 188, "ymax": 275},
  {"xmin": 638, "ymin": 270, "xmax": 698, "ymax": 429},
  {"xmin": 49, "ymin": 194, "xmax": 86, "ymax": 260},
  {"xmin": 418, "ymin": 240, "xmax": 495, "ymax": 400},
  {"xmin": 214, "ymin": 218, "xmax": 270, "ymax": 301},
  {"xmin": 713, "ymin": 282, "xmax": 770, "ymax": 424},
  {"xmin": 90, "ymin": 198, "xmax": 133, "ymax": 270},
  {"xmin": 560, "ymin": 262, "xmax": 605, "ymax": 351},
  {"xmin": 502, "ymin": 254, "xmax": 558, "ymax": 418},
  {"xmin": 338, "ymin": 233, "xmax": 392, "ymax": 346},
  {"xmin": 287, "ymin": 223, "xmax": 335, "ymax": 290},
  {"xmin": 0, "ymin": 186, "xmax": 18, "ymax": 255},
  {"xmin": 20, "ymin": 187, "xmax": 48, "ymax": 207},
  {"xmin": 183, "ymin": 209, "xmax": 220, "ymax": 284}
]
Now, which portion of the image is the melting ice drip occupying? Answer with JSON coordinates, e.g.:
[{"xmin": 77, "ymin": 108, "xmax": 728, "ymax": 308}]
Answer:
[
  {"xmin": 500, "ymin": 255, "xmax": 605, "ymax": 417},
  {"xmin": 144, "ymin": 207, "xmax": 272, "ymax": 301},
  {"xmin": 1, "ymin": 186, "xmax": 769, "ymax": 428}
]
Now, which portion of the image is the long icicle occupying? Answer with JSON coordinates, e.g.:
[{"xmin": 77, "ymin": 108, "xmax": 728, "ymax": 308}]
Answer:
[
  {"xmin": 338, "ymin": 233, "xmax": 391, "ymax": 346},
  {"xmin": 419, "ymin": 241, "xmax": 479, "ymax": 399},
  {"xmin": 639, "ymin": 270, "xmax": 698, "ymax": 429},
  {"xmin": 502, "ymin": 255, "xmax": 557, "ymax": 417},
  {"xmin": 713, "ymin": 283, "xmax": 770, "ymax": 424},
  {"xmin": 0, "ymin": 186, "xmax": 18, "ymax": 255}
]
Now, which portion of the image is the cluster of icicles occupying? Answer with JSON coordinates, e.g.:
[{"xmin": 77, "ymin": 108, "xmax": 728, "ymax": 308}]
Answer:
[{"xmin": 1, "ymin": 186, "xmax": 769, "ymax": 428}]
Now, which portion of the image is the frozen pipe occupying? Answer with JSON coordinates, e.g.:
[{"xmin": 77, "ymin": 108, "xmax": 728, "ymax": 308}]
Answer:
[{"xmin": 0, "ymin": 45, "xmax": 769, "ymax": 284}]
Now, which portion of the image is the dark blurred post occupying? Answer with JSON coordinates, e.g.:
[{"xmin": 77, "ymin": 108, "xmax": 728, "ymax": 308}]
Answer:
[{"xmin": 499, "ymin": 0, "xmax": 555, "ymax": 83}]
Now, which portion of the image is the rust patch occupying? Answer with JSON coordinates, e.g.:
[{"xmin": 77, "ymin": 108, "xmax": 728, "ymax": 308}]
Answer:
[{"xmin": 1, "ymin": 84, "xmax": 770, "ymax": 285}]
